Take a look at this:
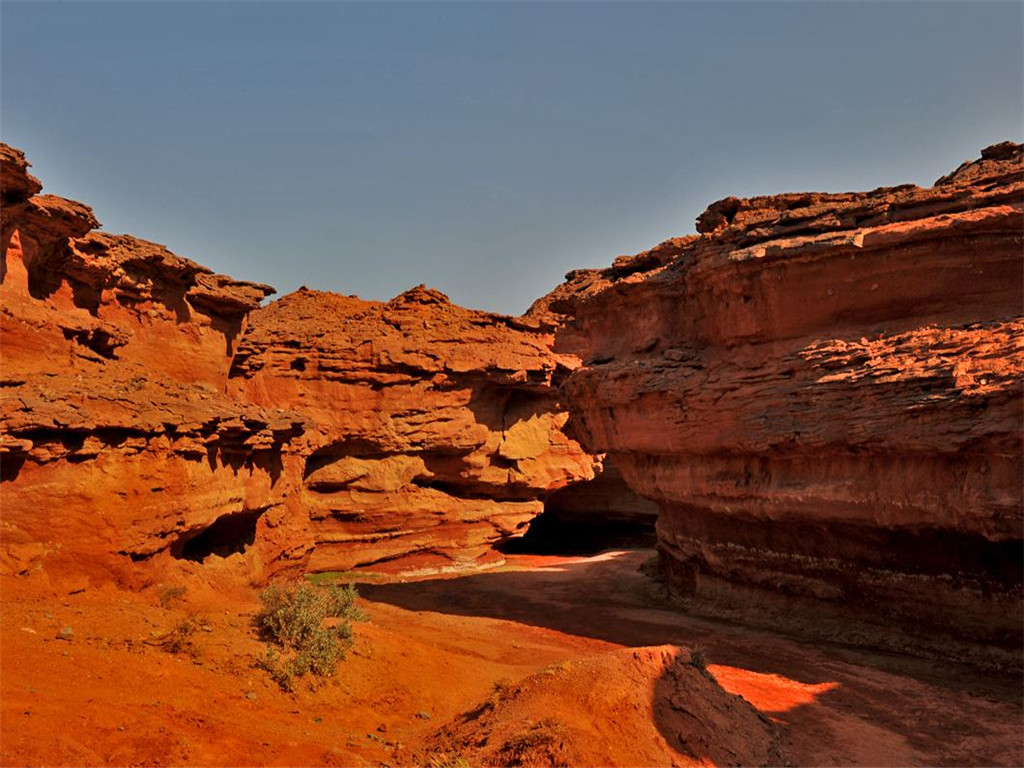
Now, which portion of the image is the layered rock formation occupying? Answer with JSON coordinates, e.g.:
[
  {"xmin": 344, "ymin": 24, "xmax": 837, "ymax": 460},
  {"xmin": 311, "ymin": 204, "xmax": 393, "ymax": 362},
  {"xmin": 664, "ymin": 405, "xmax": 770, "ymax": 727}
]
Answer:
[
  {"xmin": 0, "ymin": 144, "xmax": 311, "ymax": 587},
  {"xmin": 5, "ymin": 137, "xmax": 1020, "ymax": 663},
  {"xmin": 0, "ymin": 143, "xmax": 606, "ymax": 584},
  {"xmin": 547, "ymin": 142, "xmax": 1024, "ymax": 657},
  {"xmin": 227, "ymin": 285, "xmax": 598, "ymax": 573}
]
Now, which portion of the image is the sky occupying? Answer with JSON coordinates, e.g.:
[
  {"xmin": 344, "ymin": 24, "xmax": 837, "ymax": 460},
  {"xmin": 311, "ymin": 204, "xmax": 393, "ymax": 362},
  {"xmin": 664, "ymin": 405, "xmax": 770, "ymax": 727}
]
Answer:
[{"xmin": 2, "ymin": 1, "xmax": 1021, "ymax": 316}]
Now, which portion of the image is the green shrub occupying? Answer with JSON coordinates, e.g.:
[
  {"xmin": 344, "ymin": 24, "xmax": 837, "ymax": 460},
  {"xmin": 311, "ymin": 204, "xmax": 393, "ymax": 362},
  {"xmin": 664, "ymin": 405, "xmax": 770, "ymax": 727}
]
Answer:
[{"xmin": 255, "ymin": 583, "xmax": 364, "ymax": 689}]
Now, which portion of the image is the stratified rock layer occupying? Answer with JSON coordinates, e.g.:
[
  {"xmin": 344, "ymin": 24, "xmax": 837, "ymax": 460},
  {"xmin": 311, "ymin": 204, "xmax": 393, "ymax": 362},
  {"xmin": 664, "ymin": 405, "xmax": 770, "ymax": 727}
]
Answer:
[
  {"xmin": 0, "ymin": 144, "xmax": 310, "ymax": 587},
  {"xmin": 228, "ymin": 286, "xmax": 598, "ymax": 573},
  {"xmin": 1, "ymin": 144, "xmax": 604, "ymax": 583},
  {"xmin": 550, "ymin": 143, "xmax": 1024, "ymax": 657}
]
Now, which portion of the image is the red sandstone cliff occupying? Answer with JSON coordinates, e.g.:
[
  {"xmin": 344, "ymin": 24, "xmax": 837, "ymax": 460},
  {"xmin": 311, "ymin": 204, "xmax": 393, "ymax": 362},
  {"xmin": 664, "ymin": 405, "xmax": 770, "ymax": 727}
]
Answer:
[
  {"xmin": 0, "ymin": 144, "xmax": 606, "ymax": 585},
  {"xmin": 0, "ymin": 144, "xmax": 309, "ymax": 587},
  {"xmin": 543, "ymin": 142, "xmax": 1024, "ymax": 662},
  {"xmin": 227, "ymin": 285, "xmax": 598, "ymax": 573},
  {"xmin": 5, "ymin": 138, "xmax": 1021, "ymax": 665}
]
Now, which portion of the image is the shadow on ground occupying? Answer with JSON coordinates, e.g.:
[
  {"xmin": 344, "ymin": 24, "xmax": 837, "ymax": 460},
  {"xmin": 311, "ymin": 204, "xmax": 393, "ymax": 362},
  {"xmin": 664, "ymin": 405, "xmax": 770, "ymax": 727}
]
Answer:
[
  {"xmin": 359, "ymin": 548, "xmax": 1024, "ymax": 766},
  {"xmin": 358, "ymin": 549, "xmax": 1022, "ymax": 702}
]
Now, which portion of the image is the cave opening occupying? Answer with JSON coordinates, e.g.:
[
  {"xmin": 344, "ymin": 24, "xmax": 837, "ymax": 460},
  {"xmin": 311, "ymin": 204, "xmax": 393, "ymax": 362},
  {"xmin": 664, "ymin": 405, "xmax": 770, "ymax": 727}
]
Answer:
[
  {"xmin": 498, "ymin": 509, "xmax": 656, "ymax": 556},
  {"xmin": 500, "ymin": 464, "xmax": 660, "ymax": 556},
  {"xmin": 173, "ymin": 509, "xmax": 264, "ymax": 562}
]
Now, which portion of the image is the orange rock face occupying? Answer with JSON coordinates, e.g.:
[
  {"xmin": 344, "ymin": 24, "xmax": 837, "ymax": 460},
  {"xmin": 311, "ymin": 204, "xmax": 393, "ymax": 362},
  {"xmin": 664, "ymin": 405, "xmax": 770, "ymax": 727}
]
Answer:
[
  {"xmin": 1, "ymin": 144, "xmax": 309, "ymax": 588},
  {"xmin": 0, "ymin": 144, "xmax": 603, "ymax": 585},
  {"xmin": 547, "ymin": 142, "xmax": 1024, "ymax": 656},
  {"xmin": 228, "ymin": 285, "xmax": 599, "ymax": 573},
  {"xmin": 5, "ymin": 137, "xmax": 1020, "ymax": 663}
]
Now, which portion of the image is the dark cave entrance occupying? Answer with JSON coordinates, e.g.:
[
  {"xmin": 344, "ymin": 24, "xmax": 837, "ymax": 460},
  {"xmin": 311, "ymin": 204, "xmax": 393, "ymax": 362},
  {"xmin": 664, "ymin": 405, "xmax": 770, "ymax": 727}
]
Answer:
[
  {"xmin": 498, "ymin": 508, "xmax": 657, "ymax": 556},
  {"xmin": 172, "ymin": 509, "xmax": 264, "ymax": 562},
  {"xmin": 499, "ymin": 460, "xmax": 660, "ymax": 556}
]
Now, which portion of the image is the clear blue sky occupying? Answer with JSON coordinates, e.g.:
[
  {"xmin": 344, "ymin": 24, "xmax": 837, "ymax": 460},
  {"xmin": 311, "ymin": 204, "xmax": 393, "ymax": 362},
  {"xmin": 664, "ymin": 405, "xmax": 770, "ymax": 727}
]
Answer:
[{"xmin": 3, "ymin": 1, "xmax": 1021, "ymax": 315}]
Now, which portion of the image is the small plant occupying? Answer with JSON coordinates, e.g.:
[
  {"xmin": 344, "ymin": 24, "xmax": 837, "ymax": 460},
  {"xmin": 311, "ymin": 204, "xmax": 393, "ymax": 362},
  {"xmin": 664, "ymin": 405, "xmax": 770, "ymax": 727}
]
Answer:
[
  {"xmin": 255, "ymin": 582, "xmax": 364, "ymax": 689},
  {"xmin": 489, "ymin": 677, "xmax": 516, "ymax": 704},
  {"xmin": 689, "ymin": 646, "xmax": 713, "ymax": 679},
  {"xmin": 257, "ymin": 646, "xmax": 294, "ymax": 691},
  {"xmin": 539, "ymin": 660, "xmax": 571, "ymax": 676},
  {"xmin": 165, "ymin": 617, "xmax": 199, "ymax": 653},
  {"xmin": 147, "ymin": 615, "xmax": 202, "ymax": 657},
  {"xmin": 157, "ymin": 584, "xmax": 187, "ymax": 607},
  {"xmin": 426, "ymin": 755, "xmax": 471, "ymax": 768},
  {"xmin": 499, "ymin": 720, "xmax": 565, "ymax": 765}
]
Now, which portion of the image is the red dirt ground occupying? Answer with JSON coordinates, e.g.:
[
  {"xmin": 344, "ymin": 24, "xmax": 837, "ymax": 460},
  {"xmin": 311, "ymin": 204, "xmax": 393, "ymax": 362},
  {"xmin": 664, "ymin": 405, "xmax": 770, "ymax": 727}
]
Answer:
[{"xmin": 2, "ymin": 549, "xmax": 1021, "ymax": 767}]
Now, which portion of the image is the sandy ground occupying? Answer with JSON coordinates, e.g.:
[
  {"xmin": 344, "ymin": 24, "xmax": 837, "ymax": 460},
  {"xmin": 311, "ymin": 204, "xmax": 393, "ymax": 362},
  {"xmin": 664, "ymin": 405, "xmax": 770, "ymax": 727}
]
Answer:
[{"xmin": 2, "ymin": 549, "xmax": 1021, "ymax": 767}]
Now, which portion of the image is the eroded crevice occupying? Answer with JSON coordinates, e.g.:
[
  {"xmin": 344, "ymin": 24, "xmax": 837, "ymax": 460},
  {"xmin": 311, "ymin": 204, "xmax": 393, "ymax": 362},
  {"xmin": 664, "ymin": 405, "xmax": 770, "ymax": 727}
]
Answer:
[{"xmin": 303, "ymin": 439, "xmax": 393, "ymax": 478}]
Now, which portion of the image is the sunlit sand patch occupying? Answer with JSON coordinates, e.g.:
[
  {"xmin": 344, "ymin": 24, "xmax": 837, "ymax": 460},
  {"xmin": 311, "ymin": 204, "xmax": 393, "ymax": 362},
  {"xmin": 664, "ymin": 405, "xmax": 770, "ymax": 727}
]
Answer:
[{"xmin": 710, "ymin": 664, "xmax": 840, "ymax": 714}]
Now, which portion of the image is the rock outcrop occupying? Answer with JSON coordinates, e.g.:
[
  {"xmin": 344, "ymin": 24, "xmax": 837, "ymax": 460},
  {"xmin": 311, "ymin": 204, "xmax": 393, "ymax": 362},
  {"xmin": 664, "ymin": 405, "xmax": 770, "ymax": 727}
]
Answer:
[
  {"xmin": 0, "ymin": 144, "xmax": 310, "ymax": 587},
  {"xmin": 547, "ymin": 143, "xmax": 1024, "ymax": 659},
  {"xmin": 0, "ymin": 143, "xmax": 606, "ymax": 584},
  {"xmin": 5, "ymin": 137, "xmax": 1020, "ymax": 665},
  {"xmin": 227, "ymin": 285, "xmax": 599, "ymax": 573}
]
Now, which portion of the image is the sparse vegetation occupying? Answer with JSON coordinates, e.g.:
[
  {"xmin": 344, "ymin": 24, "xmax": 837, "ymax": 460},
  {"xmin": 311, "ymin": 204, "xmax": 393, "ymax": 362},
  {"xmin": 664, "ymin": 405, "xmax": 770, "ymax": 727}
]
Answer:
[
  {"xmin": 689, "ymin": 646, "xmax": 712, "ymax": 679},
  {"xmin": 426, "ymin": 754, "xmax": 471, "ymax": 768},
  {"xmin": 165, "ymin": 617, "xmax": 199, "ymax": 654},
  {"xmin": 539, "ymin": 660, "xmax": 571, "ymax": 676},
  {"xmin": 147, "ymin": 614, "xmax": 203, "ymax": 657},
  {"xmin": 499, "ymin": 719, "xmax": 566, "ymax": 765},
  {"xmin": 488, "ymin": 677, "xmax": 517, "ymax": 706},
  {"xmin": 255, "ymin": 582, "xmax": 364, "ymax": 690},
  {"xmin": 157, "ymin": 583, "xmax": 188, "ymax": 607}
]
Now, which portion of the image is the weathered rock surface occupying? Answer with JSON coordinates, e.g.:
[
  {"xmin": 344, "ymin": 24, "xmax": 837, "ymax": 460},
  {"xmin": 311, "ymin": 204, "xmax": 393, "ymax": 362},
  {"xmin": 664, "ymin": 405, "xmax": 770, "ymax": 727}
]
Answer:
[
  {"xmin": 0, "ymin": 144, "xmax": 309, "ymax": 586},
  {"xmin": 228, "ymin": 285, "xmax": 599, "ymax": 573},
  {"xmin": 547, "ymin": 143, "xmax": 1024, "ymax": 658},
  {"xmin": 1, "ymin": 143, "xmax": 609, "ymax": 583},
  {"xmin": 6, "ymin": 135, "xmax": 1019, "ymax": 668}
]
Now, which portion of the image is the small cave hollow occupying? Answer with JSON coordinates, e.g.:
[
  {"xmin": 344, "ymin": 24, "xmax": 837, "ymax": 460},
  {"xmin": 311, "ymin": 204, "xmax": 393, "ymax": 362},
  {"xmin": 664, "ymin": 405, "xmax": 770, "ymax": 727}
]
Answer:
[{"xmin": 172, "ymin": 509, "xmax": 264, "ymax": 563}]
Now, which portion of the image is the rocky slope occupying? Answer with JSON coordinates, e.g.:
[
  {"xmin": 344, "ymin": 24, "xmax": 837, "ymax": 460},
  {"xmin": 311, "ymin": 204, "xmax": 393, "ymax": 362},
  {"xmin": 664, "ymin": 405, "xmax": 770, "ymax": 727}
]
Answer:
[
  {"xmin": 227, "ymin": 285, "xmax": 598, "ymax": 573},
  {"xmin": 544, "ymin": 142, "xmax": 1024, "ymax": 659}
]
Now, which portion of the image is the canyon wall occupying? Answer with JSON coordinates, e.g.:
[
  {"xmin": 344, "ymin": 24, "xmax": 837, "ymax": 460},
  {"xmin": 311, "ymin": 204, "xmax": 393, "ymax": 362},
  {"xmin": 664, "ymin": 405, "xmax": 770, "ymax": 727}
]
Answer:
[
  {"xmin": 546, "ymin": 142, "xmax": 1024, "ymax": 659},
  {"xmin": 227, "ymin": 285, "xmax": 598, "ymax": 573},
  {"xmin": 0, "ymin": 144, "xmax": 311, "ymax": 588},
  {"xmin": 0, "ymin": 143, "xmax": 610, "ymax": 587},
  {"xmin": 4, "ymin": 138, "xmax": 1020, "ymax": 662}
]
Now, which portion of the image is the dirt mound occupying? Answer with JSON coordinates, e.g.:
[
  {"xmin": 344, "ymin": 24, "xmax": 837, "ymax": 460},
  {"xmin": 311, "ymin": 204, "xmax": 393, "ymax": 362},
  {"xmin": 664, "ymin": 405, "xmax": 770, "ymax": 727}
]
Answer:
[{"xmin": 422, "ymin": 645, "xmax": 782, "ymax": 767}]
